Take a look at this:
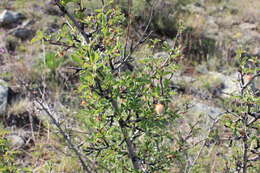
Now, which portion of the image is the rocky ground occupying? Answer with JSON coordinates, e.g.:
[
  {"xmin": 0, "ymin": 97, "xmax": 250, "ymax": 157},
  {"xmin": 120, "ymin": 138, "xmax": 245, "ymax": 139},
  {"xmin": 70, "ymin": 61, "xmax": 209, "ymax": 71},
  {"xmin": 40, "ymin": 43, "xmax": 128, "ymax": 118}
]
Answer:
[{"xmin": 0, "ymin": 0, "xmax": 259, "ymax": 172}]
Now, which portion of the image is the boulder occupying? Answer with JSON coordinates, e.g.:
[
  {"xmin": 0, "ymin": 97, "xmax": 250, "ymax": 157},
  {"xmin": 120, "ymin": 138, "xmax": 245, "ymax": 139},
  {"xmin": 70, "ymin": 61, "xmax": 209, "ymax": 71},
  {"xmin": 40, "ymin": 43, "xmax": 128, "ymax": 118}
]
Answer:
[
  {"xmin": 188, "ymin": 101, "xmax": 223, "ymax": 119},
  {"xmin": 12, "ymin": 27, "xmax": 35, "ymax": 41},
  {"xmin": 207, "ymin": 72, "xmax": 240, "ymax": 98},
  {"xmin": 0, "ymin": 10, "xmax": 25, "ymax": 28},
  {"xmin": 183, "ymin": 3, "xmax": 206, "ymax": 14},
  {"xmin": 239, "ymin": 23, "xmax": 258, "ymax": 31},
  {"xmin": 0, "ymin": 80, "xmax": 8, "ymax": 115},
  {"xmin": 6, "ymin": 134, "xmax": 25, "ymax": 149},
  {"xmin": 170, "ymin": 71, "xmax": 241, "ymax": 98},
  {"xmin": 186, "ymin": 100, "xmax": 224, "ymax": 138}
]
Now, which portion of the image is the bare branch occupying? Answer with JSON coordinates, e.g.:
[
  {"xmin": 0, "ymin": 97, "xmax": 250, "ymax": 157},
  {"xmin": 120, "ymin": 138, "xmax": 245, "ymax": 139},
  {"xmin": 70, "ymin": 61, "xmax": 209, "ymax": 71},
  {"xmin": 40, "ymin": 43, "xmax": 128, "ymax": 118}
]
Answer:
[
  {"xmin": 43, "ymin": 38, "xmax": 77, "ymax": 50},
  {"xmin": 187, "ymin": 112, "xmax": 226, "ymax": 173},
  {"xmin": 114, "ymin": 2, "xmax": 154, "ymax": 72},
  {"xmin": 248, "ymin": 112, "xmax": 260, "ymax": 125},
  {"xmin": 248, "ymin": 155, "xmax": 260, "ymax": 162},
  {"xmin": 119, "ymin": 119, "xmax": 143, "ymax": 171},
  {"xmin": 35, "ymin": 96, "xmax": 93, "ymax": 173},
  {"xmin": 54, "ymin": 0, "xmax": 90, "ymax": 43}
]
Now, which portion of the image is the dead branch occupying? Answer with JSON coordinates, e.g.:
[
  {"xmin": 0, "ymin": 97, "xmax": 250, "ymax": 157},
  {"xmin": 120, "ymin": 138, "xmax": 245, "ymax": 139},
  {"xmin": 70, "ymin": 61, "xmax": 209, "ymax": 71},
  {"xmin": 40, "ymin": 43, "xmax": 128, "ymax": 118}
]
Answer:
[
  {"xmin": 186, "ymin": 112, "xmax": 226, "ymax": 173},
  {"xmin": 35, "ymin": 96, "xmax": 93, "ymax": 173}
]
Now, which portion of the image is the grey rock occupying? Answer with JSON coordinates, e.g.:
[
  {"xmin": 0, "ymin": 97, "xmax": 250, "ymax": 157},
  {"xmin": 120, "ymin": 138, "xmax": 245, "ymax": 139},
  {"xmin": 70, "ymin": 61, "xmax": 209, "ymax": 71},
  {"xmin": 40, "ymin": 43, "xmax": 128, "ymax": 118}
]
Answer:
[
  {"xmin": 208, "ymin": 72, "xmax": 240, "ymax": 98},
  {"xmin": 0, "ymin": 10, "xmax": 25, "ymax": 28},
  {"xmin": 204, "ymin": 16, "xmax": 219, "ymax": 39},
  {"xmin": 184, "ymin": 3, "xmax": 206, "ymax": 14},
  {"xmin": 239, "ymin": 23, "xmax": 258, "ymax": 31},
  {"xmin": 0, "ymin": 80, "xmax": 8, "ymax": 115},
  {"xmin": 12, "ymin": 28, "xmax": 35, "ymax": 41},
  {"xmin": 184, "ymin": 99, "xmax": 224, "ymax": 136},
  {"xmin": 6, "ymin": 134, "xmax": 25, "ymax": 149},
  {"xmin": 171, "ymin": 71, "xmax": 241, "ymax": 98},
  {"xmin": 189, "ymin": 101, "xmax": 223, "ymax": 120}
]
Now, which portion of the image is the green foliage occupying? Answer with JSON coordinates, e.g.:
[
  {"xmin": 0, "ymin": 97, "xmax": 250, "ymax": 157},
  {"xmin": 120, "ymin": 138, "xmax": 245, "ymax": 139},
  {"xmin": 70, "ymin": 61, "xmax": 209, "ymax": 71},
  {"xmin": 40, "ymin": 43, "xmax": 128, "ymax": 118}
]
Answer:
[
  {"xmin": 0, "ymin": 129, "xmax": 18, "ymax": 173},
  {"xmin": 218, "ymin": 49, "xmax": 260, "ymax": 172},
  {"xmin": 77, "ymin": 7, "xmax": 179, "ymax": 172},
  {"xmin": 45, "ymin": 52, "xmax": 65, "ymax": 73},
  {"xmin": 36, "ymin": 0, "xmax": 260, "ymax": 172},
  {"xmin": 40, "ymin": 1, "xmax": 182, "ymax": 172}
]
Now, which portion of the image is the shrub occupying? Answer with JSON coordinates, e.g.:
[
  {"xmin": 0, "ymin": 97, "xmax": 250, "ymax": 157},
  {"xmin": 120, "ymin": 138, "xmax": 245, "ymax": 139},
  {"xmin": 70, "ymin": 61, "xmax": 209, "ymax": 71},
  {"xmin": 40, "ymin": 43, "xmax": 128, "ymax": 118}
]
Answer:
[
  {"xmin": 0, "ymin": 129, "xmax": 18, "ymax": 172},
  {"xmin": 37, "ymin": 0, "xmax": 184, "ymax": 172}
]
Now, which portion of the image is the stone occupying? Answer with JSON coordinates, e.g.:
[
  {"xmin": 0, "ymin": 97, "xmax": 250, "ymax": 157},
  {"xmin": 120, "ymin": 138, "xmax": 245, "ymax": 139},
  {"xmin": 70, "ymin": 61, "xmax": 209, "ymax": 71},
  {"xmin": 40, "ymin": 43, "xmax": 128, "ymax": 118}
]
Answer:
[
  {"xmin": 174, "ymin": 96, "xmax": 225, "ymax": 139},
  {"xmin": 6, "ymin": 134, "xmax": 25, "ymax": 149},
  {"xmin": 184, "ymin": 3, "xmax": 206, "ymax": 14},
  {"xmin": 12, "ymin": 28, "xmax": 35, "ymax": 41},
  {"xmin": 188, "ymin": 101, "xmax": 223, "ymax": 119},
  {"xmin": 171, "ymin": 71, "xmax": 242, "ymax": 98},
  {"xmin": 239, "ymin": 23, "xmax": 258, "ymax": 31},
  {"xmin": 204, "ymin": 16, "xmax": 219, "ymax": 39},
  {"xmin": 206, "ymin": 72, "xmax": 240, "ymax": 98},
  {"xmin": 0, "ymin": 80, "xmax": 8, "ymax": 115},
  {"xmin": 0, "ymin": 10, "xmax": 25, "ymax": 28}
]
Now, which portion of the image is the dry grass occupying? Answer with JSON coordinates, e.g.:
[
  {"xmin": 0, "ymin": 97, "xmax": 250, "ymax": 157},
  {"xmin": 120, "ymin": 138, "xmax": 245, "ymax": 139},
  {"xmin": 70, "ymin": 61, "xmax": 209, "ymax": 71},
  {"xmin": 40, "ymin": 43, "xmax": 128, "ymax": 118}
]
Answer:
[
  {"xmin": 24, "ymin": 131, "xmax": 83, "ymax": 172},
  {"xmin": 8, "ymin": 98, "xmax": 31, "ymax": 116}
]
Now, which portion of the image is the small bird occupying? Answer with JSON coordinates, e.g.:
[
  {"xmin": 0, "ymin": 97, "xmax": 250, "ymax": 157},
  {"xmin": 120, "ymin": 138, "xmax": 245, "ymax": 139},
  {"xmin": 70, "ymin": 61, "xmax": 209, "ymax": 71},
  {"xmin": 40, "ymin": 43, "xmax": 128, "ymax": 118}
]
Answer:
[{"xmin": 155, "ymin": 103, "xmax": 165, "ymax": 115}]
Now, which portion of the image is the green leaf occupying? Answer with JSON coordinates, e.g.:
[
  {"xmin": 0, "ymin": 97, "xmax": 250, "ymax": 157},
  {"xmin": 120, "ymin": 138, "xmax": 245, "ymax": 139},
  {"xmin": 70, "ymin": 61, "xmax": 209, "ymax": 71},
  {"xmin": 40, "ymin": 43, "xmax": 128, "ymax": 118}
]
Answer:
[
  {"xmin": 31, "ymin": 31, "xmax": 44, "ymax": 43},
  {"xmin": 60, "ymin": 0, "xmax": 75, "ymax": 5},
  {"xmin": 45, "ymin": 52, "xmax": 64, "ymax": 71},
  {"xmin": 71, "ymin": 54, "xmax": 83, "ymax": 64}
]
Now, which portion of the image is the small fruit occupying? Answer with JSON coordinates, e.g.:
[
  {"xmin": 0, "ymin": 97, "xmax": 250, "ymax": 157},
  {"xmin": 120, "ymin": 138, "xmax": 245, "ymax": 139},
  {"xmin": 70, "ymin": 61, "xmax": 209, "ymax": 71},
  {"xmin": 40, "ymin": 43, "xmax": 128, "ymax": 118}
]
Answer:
[
  {"xmin": 81, "ymin": 100, "xmax": 87, "ymax": 105},
  {"xmin": 155, "ymin": 103, "xmax": 164, "ymax": 114},
  {"xmin": 245, "ymin": 74, "xmax": 253, "ymax": 82}
]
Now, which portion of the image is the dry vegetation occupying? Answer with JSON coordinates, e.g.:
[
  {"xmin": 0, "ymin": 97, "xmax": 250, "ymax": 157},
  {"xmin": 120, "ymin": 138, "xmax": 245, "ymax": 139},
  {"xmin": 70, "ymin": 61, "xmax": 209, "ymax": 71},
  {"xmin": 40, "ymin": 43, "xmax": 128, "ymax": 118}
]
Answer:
[{"xmin": 0, "ymin": 0, "xmax": 259, "ymax": 172}]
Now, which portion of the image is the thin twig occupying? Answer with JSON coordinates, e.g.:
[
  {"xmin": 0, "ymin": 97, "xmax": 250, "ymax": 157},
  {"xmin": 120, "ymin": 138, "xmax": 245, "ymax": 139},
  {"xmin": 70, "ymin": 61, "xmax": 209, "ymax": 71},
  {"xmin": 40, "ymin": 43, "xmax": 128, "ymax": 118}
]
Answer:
[
  {"xmin": 114, "ymin": 2, "xmax": 154, "ymax": 71},
  {"xmin": 43, "ymin": 38, "xmax": 77, "ymax": 49},
  {"xmin": 54, "ymin": 0, "xmax": 90, "ymax": 43},
  {"xmin": 187, "ymin": 112, "xmax": 226, "ymax": 173},
  {"xmin": 35, "ymin": 97, "xmax": 93, "ymax": 173}
]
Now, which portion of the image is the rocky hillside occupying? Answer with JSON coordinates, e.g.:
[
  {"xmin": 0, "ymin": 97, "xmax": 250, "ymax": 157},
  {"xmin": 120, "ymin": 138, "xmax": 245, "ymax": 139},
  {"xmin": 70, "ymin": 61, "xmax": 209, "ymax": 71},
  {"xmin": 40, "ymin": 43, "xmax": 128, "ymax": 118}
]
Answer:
[{"xmin": 0, "ymin": 0, "xmax": 259, "ymax": 172}]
